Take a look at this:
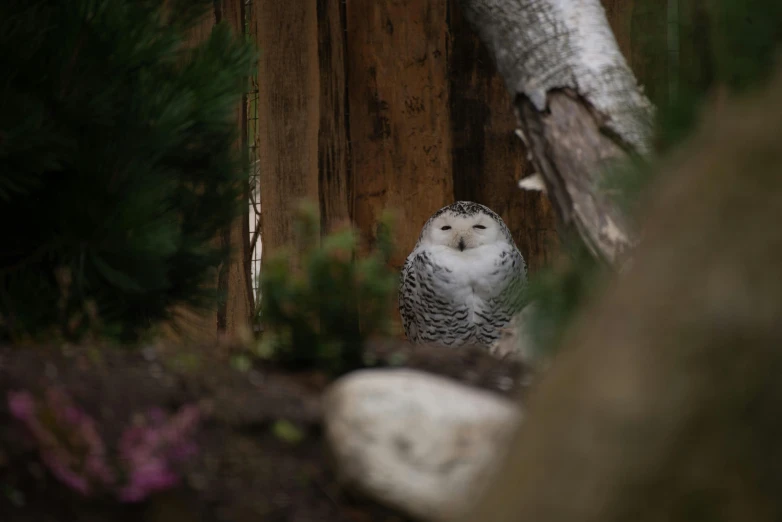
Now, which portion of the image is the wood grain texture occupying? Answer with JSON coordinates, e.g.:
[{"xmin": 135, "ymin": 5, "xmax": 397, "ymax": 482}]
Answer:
[
  {"xmin": 447, "ymin": 0, "xmax": 558, "ymax": 274},
  {"xmin": 317, "ymin": 0, "xmax": 352, "ymax": 234},
  {"xmin": 215, "ymin": 0, "xmax": 253, "ymax": 338},
  {"xmin": 253, "ymin": 0, "xmax": 320, "ymax": 256},
  {"xmin": 346, "ymin": 0, "xmax": 454, "ymax": 270}
]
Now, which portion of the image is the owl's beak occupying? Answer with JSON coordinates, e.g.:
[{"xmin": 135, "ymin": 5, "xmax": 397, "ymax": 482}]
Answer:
[{"xmin": 458, "ymin": 238, "xmax": 466, "ymax": 251}]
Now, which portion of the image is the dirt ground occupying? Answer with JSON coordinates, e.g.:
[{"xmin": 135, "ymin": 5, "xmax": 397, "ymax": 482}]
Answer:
[{"xmin": 0, "ymin": 340, "xmax": 526, "ymax": 522}]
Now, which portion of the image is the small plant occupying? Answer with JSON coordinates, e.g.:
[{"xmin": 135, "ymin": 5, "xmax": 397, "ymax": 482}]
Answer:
[{"xmin": 256, "ymin": 203, "xmax": 398, "ymax": 376}]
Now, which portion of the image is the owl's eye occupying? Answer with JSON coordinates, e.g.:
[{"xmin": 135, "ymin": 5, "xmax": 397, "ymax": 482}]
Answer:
[
  {"xmin": 473, "ymin": 225, "xmax": 486, "ymax": 230},
  {"xmin": 441, "ymin": 226, "xmax": 452, "ymax": 231}
]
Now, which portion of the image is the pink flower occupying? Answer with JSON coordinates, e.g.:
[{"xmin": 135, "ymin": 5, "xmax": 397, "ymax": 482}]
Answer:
[
  {"xmin": 6, "ymin": 389, "xmax": 115, "ymax": 496},
  {"xmin": 117, "ymin": 459, "xmax": 180, "ymax": 502},
  {"xmin": 116, "ymin": 404, "xmax": 201, "ymax": 503},
  {"xmin": 7, "ymin": 389, "xmax": 201, "ymax": 503},
  {"xmin": 7, "ymin": 391, "xmax": 36, "ymax": 421}
]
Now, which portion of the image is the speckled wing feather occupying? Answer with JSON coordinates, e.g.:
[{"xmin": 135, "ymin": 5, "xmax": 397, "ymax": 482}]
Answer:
[
  {"xmin": 496, "ymin": 245, "xmax": 528, "ymax": 314},
  {"xmin": 399, "ymin": 243, "xmax": 527, "ymax": 347},
  {"xmin": 398, "ymin": 250, "xmax": 429, "ymax": 343}
]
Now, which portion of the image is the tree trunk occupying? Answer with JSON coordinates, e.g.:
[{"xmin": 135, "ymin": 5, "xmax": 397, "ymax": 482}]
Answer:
[
  {"xmin": 216, "ymin": 0, "xmax": 253, "ymax": 338},
  {"xmin": 457, "ymin": 65, "xmax": 782, "ymax": 522},
  {"xmin": 253, "ymin": 0, "xmax": 321, "ymax": 260},
  {"xmin": 346, "ymin": 0, "xmax": 454, "ymax": 271},
  {"xmin": 317, "ymin": 0, "xmax": 352, "ymax": 235},
  {"xmin": 456, "ymin": 0, "xmax": 655, "ymax": 265}
]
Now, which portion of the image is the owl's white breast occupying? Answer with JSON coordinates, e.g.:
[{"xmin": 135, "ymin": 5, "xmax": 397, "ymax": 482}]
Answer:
[{"xmin": 417, "ymin": 242, "xmax": 513, "ymax": 310}]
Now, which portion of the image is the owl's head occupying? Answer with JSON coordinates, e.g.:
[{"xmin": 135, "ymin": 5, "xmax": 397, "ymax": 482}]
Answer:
[{"xmin": 418, "ymin": 201, "xmax": 513, "ymax": 251}]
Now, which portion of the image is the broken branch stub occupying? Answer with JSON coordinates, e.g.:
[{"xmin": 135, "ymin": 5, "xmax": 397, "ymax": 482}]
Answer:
[{"xmin": 457, "ymin": 0, "xmax": 655, "ymax": 265}]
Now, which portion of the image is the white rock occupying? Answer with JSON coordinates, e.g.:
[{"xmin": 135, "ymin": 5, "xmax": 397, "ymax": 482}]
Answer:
[{"xmin": 323, "ymin": 369, "xmax": 522, "ymax": 521}]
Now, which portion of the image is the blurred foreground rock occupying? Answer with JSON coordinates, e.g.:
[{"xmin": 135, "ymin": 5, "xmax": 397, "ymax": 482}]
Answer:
[{"xmin": 323, "ymin": 369, "xmax": 522, "ymax": 521}]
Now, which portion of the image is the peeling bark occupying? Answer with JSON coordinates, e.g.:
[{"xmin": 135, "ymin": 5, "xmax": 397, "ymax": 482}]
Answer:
[
  {"xmin": 517, "ymin": 88, "xmax": 634, "ymax": 262},
  {"xmin": 457, "ymin": 0, "xmax": 655, "ymax": 265}
]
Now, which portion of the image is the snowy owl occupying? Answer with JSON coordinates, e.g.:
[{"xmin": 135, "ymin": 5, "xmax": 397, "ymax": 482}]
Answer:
[{"xmin": 399, "ymin": 201, "xmax": 527, "ymax": 348}]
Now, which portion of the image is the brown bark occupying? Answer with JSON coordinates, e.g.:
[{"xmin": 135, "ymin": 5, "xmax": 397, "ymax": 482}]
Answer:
[
  {"xmin": 253, "ymin": 0, "xmax": 321, "ymax": 256},
  {"xmin": 346, "ymin": 0, "xmax": 454, "ymax": 271},
  {"xmin": 458, "ymin": 66, "xmax": 782, "ymax": 522},
  {"xmin": 254, "ymin": 0, "xmax": 567, "ymax": 278},
  {"xmin": 317, "ymin": 0, "xmax": 352, "ymax": 234},
  {"xmin": 216, "ymin": 0, "xmax": 253, "ymax": 338}
]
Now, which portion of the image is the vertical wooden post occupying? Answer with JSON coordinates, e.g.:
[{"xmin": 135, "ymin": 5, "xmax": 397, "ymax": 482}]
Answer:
[
  {"xmin": 252, "ymin": 0, "xmax": 321, "ymax": 258},
  {"xmin": 317, "ymin": 0, "xmax": 352, "ymax": 234},
  {"xmin": 346, "ymin": 0, "xmax": 454, "ymax": 270},
  {"xmin": 216, "ymin": 0, "xmax": 254, "ymax": 338},
  {"xmin": 602, "ymin": 0, "xmax": 635, "ymax": 57}
]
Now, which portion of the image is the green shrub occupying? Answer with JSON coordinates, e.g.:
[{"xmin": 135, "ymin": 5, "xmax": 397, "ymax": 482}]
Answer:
[
  {"xmin": 256, "ymin": 204, "xmax": 397, "ymax": 376},
  {"xmin": 0, "ymin": 0, "xmax": 256, "ymax": 342}
]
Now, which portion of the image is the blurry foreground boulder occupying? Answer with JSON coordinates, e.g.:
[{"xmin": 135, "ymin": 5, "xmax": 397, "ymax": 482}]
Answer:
[{"xmin": 323, "ymin": 369, "xmax": 521, "ymax": 521}]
